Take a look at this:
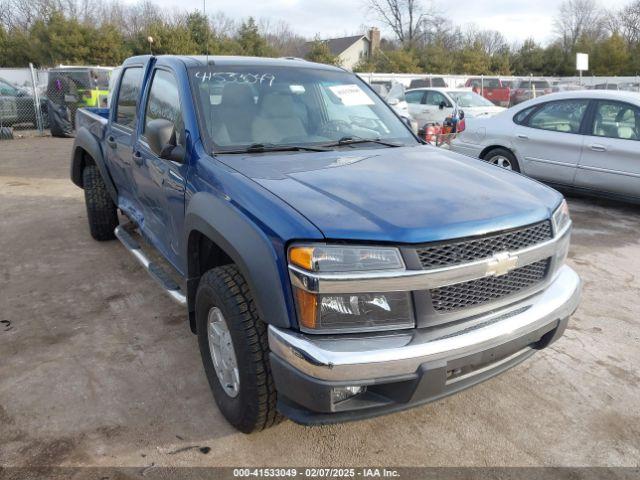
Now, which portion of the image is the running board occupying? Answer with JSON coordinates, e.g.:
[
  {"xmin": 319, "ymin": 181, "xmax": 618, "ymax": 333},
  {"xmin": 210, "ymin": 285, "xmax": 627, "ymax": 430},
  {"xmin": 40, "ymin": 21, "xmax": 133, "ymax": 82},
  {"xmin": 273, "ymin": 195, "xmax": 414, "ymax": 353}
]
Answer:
[{"xmin": 114, "ymin": 225, "xmax": 187, "ymax": 306}]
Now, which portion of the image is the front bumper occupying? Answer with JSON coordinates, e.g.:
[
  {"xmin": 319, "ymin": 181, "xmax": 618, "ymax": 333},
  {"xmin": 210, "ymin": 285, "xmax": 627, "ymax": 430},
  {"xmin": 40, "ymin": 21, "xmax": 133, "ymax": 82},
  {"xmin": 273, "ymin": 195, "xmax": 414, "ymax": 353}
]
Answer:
[{"xmin": 269, "ymin": 265, "xmax": 581, "ymax": 424}]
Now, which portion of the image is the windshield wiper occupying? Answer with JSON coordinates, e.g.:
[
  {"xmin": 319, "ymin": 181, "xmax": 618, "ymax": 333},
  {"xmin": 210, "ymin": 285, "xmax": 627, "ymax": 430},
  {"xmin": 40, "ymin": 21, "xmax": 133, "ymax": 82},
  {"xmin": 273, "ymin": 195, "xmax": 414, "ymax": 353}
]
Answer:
[
  {"xmin": 219, "ymin": 143, "xmax": 331, "ymax": 154},
  {"xmin": 320, "ymin": 136, "xmax": 403, "ymax": 148}
]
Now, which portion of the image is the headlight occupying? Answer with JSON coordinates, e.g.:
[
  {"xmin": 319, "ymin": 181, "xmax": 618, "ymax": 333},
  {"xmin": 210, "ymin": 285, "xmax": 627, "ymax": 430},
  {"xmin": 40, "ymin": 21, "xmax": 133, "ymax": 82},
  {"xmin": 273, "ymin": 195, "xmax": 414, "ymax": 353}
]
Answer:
[
  {"xmin": 289, "ymin": 245, "xmax": 414, "ymax": 333},
  {"xmin": 552, "ymin": 199, "xmax": 571, "ymax": 235},
  {"xmin": 289, "ymin": 245, "xmax": 404, "ymax": 272}
]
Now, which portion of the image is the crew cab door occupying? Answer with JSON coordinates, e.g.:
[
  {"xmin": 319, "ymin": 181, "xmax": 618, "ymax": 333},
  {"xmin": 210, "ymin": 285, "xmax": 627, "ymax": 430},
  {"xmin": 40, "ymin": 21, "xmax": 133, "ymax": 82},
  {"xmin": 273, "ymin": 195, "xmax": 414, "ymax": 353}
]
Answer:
[
  {"xmin": 513, "ymin": 98, "xmax": 589, "ymax": 186},
  {"xmin": 104, "ymin": 66, "xmax": 144, "ymax": 214},
  {"xmin": 575, "ymin": 99, "xmax": 640, "ymax": 199},
  {"xmin": 132, "ymin": 68, "xmax": 187, "ymax": 269}
]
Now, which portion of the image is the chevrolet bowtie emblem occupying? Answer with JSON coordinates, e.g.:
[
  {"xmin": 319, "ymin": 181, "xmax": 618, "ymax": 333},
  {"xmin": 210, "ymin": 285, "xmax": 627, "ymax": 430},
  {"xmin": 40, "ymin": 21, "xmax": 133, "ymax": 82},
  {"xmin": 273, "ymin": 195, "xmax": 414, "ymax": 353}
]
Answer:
[{"xmin": 486, "ymin": 252, "xmax": 519, "ymax": 277}]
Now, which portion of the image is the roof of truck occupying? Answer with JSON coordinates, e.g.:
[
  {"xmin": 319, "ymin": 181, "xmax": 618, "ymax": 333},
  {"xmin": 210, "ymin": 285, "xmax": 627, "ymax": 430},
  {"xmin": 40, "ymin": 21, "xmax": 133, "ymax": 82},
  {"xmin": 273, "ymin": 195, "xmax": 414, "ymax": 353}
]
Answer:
[{"xmin": 124, "ymin": 55, "xmax": 344, "ymax": 71}]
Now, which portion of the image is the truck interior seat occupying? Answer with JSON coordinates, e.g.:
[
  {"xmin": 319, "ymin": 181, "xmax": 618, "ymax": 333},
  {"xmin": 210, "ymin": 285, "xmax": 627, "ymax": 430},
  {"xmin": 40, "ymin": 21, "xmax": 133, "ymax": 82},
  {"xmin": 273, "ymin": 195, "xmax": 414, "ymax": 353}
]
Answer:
[{"xmin": 252, "ymin": 92, "xmax": 307, "ymax": 144}]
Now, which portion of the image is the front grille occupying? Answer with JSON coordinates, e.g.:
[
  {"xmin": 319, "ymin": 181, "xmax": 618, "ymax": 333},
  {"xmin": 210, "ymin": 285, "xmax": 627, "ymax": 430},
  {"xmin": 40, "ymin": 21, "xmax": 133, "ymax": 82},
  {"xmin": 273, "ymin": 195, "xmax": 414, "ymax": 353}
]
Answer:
[
  {"xmin": 430, "ymin": 259, "xmax": 550, "ymax": 312},
  {"xmin": 417, "ymin": 221, "xmax": 553, "ymax": 269}
]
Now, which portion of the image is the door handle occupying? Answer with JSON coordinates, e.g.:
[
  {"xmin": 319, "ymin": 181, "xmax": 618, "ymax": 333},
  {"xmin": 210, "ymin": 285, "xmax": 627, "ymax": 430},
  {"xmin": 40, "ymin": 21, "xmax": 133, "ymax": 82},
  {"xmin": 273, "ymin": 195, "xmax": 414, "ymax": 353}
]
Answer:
[
  {"xmin": 133, "ymin": 150, "xmax": 143, "ymax": 166},
  {"xmin": 517, "ymin": 134, "xmax": 528, "ymax": 140},
  {"xmin": 589, "ymin": 144, "xmax": 607, "ymax": 152},
  {"xmin": 106, "ymin": 136, "xmax": 117, "ymax": 149}
]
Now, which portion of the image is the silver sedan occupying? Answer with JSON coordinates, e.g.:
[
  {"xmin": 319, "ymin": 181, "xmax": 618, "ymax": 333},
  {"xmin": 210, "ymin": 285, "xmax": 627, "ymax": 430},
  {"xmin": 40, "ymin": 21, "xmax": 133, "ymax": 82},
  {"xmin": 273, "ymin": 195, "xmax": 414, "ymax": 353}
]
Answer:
[{"xmin": 451, "ymin": 91, "xmax": 640, "ymax": 203}]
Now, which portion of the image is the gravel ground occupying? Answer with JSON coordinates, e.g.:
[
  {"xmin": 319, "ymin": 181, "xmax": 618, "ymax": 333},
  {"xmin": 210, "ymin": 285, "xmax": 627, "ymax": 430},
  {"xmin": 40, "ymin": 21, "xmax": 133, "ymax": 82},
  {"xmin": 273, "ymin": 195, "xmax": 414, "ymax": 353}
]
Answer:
[{"xmin": 0, "ymin": 137, "xmax": 639, "ymax": 468}]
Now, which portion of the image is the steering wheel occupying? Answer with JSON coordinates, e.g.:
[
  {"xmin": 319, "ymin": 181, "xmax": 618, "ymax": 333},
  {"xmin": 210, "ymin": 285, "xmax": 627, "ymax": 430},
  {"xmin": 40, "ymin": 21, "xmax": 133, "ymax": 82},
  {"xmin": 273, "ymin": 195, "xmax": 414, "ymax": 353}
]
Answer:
[{"xmin": 318, "ymin": 119, "xmax": 352, "ymax": 138}]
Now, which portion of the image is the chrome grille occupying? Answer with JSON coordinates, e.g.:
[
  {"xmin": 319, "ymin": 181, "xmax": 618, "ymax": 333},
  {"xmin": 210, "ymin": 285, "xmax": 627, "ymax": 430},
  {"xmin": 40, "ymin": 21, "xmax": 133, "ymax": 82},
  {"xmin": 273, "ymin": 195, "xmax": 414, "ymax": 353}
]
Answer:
[
  {"xmin": 417, "ymin": 221, "xmax": 553, "ymax": 269},
  {"xmin": 430, "ymin": 259, "xmax": 549, "ymax": 312}
]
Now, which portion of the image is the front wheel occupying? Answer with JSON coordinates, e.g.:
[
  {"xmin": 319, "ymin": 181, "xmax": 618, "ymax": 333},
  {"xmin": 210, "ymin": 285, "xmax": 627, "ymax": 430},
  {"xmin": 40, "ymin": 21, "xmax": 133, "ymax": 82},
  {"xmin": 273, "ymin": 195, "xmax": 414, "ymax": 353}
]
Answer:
[
  {"xmin": 483, "ymin": 148, "xmax": 520, "ymax": 172},
  {"xmin": 196, "ymin": 265, "xmax": 282, "ymax": 433},
  {"xmin": 83, "ymin": 165, "xmax": 118, "ymax": 241}
]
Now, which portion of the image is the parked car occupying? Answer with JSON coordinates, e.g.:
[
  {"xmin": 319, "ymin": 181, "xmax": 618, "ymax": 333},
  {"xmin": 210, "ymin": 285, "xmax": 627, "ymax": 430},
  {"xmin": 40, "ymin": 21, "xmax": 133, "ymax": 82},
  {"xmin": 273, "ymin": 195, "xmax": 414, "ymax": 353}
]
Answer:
[
  {"xmin": 451, "ymin": 91, "xmax": 640, "ymax": 203},
  {"xmin": 71, "ymin": 55, "xmax": 581, "ymax": 432},
  {"xmin": 594, "ymin": 83, "xmax": 619, "ymax": 91},
  {"xmin": 408, "ymin": 77, "xmax": 447, "ymax": 89},
  {"xmin": 0, "ymin": 77, "xmax": 48, "ymax": 127},
  {"xmin": 552, "ymin": 81, "xmax": 582, "ymax": 93},
  {"xmin": 406, "ymin": 87, "xmax": 505, "ymax": 128},
  {"xmin": 465, "ymin": 77, "xmax": 511, "ymax": 107},
  {"xmin": 378, "ymin": 81, "xmax": 419, "ymax": 133},
  {"xmin": 510, "ymin": 79, "xmax": 552, "ymax": 105}
]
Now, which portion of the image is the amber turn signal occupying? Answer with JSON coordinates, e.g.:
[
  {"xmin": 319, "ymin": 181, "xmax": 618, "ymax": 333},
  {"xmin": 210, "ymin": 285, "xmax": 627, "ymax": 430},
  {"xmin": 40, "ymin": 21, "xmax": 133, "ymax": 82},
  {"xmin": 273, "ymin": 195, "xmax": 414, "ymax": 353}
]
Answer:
[
  {"xmin": 294, "ymin": 288, "xmax": 317, "ymax": 329},
  {"xmin": 289, "ymin": 246, "xmax": 314, "ymax": 271}
]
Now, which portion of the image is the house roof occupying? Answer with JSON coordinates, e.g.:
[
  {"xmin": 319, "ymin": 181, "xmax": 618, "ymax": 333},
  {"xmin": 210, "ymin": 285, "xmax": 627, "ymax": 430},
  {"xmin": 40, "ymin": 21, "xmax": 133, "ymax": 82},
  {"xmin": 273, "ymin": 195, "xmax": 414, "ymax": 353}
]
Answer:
[{"xmin": 299, "ymin": 35, "xmax": 367, "ymax": 57}]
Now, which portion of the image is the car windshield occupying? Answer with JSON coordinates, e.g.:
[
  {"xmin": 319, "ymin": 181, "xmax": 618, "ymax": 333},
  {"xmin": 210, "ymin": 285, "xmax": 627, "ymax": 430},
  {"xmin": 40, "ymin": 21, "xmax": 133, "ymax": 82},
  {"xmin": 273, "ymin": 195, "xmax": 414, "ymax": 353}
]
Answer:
[
  {"xmin": 448, "ymin": 91, "xmax": 494, "ymax": 107},
  {"xmin": 189, "ymin": 65, "xmax": 417, "ymax": 152}
]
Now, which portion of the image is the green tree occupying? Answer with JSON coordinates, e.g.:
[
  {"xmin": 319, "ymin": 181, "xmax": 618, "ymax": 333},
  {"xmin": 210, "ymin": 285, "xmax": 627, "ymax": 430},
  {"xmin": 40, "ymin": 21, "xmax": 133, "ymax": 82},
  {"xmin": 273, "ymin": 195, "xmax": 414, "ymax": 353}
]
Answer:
[
  {"xmin": 305, "ymin": 39, "xmax": 340, "ymax": 65},
  {"xmin": 186, "ymin": 11, "xmax": 211, "ymax": 54},
  {"xmin": 237, "ymin": 17, "xmax": 273, "ymax": 56},
  {"xmin": 89, "ymin": 24, "xmax": 130, "ymax": 65},
  {"xmin": 593, "ymin": 33, "xmax": 630, "ymax": 75},
  {"xmin": 29, "ymin": 12, "xmax": 90, "ymax": 65}
]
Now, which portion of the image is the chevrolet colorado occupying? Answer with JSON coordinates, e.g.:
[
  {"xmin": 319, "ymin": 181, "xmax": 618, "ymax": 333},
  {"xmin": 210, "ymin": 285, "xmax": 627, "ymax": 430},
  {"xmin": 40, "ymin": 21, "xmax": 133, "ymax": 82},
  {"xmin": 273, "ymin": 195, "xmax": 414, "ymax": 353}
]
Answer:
[{"xmin": 71, "ymin": 55, "xmax": 581, "ymax": 433}]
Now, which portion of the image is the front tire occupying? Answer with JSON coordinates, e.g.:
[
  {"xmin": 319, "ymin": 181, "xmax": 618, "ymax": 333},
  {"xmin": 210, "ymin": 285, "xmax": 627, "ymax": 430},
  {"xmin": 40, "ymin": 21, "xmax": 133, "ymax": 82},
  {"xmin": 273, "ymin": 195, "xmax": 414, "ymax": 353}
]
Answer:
[
  {"xmin": 196, "ymin": 265, "xmax": 282, "ymax": 433},
  {"xmin": 484, "ymin": 148, "xmax": 521, "ymax": 172},
  {"xmin": 82, "ymin": 165, "xmax": 118, "ymax": 241}
]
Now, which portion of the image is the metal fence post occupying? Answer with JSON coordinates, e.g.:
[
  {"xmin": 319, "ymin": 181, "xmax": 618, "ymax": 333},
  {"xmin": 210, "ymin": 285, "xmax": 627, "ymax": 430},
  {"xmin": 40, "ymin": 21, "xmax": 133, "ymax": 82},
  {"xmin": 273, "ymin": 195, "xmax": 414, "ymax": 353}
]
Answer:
[
  {"xmin": 29, "ymin": 63, "xmax": 45, "ymax": 135},
  {"xmin": 480, "ymin": 75, "xmax": 484, "ymax": 96}
]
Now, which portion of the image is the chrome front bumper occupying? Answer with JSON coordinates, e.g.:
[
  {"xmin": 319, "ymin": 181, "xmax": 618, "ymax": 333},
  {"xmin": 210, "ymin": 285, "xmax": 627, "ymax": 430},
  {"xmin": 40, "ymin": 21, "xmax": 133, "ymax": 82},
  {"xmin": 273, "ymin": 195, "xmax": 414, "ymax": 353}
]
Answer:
[{"xmin": 269, "ymin": 265, "xmax": 581, "ymax": 383}]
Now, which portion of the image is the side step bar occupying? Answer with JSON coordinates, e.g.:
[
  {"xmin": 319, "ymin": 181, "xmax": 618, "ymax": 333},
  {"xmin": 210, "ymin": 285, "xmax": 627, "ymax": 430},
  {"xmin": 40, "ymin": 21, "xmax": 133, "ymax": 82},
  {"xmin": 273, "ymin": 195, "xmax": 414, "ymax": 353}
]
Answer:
[{"xmin": 114, "ymin": 225, "xmax": 187, "ymax": 306}]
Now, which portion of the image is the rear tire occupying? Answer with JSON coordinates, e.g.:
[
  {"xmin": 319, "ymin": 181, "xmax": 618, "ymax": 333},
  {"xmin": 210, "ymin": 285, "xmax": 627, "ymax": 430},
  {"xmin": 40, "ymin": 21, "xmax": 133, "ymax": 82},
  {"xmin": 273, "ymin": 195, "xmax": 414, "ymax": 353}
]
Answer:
[
  {"xmin": 82, "ymin": 165, "xmax": 118, "ymax": 241},
  {"xmin": 196, "ymin": 265, "xmax": 282, "ymax": 433},
  {"xmin": 483, "ymin": 148, "xmax": 520, "ymax": 172}
]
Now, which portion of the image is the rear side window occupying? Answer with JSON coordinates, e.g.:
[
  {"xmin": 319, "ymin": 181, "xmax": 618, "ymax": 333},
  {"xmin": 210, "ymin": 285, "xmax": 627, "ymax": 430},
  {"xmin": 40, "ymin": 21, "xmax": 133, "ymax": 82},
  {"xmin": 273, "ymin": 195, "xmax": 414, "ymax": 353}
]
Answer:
[
  {"xmin": 526, "ymin": 100, "xmax": 589, "ymax": 134},
  {"xmin": 143, "ymin": 69, "xmax": 185, "ymax": 146},
  {"xmin": 405, "ymin": 90, "xmax": 424, "ymax": 104},
  {"xmin": 513, "ymin": 106, "xmax": 536, "ymax": 125},
  {"xmin": 115, "ymin": 67, "xmax": 143, "ymax": 129},
  {"xmin": 593, "ymin": 101, "xmax": 639, "ymax": 141}
]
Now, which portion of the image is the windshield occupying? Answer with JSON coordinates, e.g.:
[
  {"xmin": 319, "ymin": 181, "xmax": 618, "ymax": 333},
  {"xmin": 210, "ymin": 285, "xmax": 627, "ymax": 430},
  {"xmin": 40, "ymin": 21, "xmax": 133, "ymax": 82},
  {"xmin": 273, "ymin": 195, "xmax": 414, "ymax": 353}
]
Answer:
[
  {"xmin": 189, "ymin": 66, "xmax": 417, "ymax": 152},
  {"xmin": 448, "ymin": 91, "xmax": 494, "ymax": 107}
]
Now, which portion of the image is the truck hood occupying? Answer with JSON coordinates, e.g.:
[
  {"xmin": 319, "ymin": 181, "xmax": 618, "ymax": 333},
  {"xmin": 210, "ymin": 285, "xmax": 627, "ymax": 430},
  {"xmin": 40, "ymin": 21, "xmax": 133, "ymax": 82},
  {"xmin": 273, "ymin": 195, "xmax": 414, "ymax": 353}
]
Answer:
[{"xmin": 218, "ymin": 146, "xmax": 561, "ymax": 243}]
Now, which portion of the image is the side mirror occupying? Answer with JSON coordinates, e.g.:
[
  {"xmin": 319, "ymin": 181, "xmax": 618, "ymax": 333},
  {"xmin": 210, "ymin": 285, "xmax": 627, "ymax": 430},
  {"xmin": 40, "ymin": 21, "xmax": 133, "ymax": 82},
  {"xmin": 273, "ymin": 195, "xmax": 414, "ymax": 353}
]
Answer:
[
  {"xmin": 146, "ymin": 118, "xmax": 185, "ymax": 162},
  {"xmin": 439, "ymin": 100, "xmax": 447, "ymax": 110},
  {"xmin": 458, "ymin": 110, "xmax": 465, "ymax": 120}
]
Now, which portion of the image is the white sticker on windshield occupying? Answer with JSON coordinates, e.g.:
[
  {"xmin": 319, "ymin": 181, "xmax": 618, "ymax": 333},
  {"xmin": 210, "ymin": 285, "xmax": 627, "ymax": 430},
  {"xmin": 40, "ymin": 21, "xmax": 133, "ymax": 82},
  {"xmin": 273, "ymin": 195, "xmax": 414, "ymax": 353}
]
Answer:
[{"xmin": 328, "ymin": 84, "xmax": 375, "ymax": 106}]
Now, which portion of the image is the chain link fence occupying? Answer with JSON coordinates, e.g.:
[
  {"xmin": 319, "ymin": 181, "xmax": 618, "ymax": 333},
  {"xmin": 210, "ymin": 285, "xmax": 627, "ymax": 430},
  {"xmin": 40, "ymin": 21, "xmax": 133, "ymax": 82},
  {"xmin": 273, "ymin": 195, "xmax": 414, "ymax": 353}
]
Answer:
[{"xmin": 0, "ymin": 65, "xmax": 48, "ymax": 139}]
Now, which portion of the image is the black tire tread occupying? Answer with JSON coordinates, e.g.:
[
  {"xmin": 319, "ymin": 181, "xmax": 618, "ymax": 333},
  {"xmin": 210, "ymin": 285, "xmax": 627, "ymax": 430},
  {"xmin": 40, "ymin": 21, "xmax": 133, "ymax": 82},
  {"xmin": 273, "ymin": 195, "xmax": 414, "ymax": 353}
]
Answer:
[
  {"xmin": 199, "ymin": 265, "xmax": 283, "ymax": 432},
  {"xmin": 82, "ymin": 165, "xmax": 118, "ymax": 241}
]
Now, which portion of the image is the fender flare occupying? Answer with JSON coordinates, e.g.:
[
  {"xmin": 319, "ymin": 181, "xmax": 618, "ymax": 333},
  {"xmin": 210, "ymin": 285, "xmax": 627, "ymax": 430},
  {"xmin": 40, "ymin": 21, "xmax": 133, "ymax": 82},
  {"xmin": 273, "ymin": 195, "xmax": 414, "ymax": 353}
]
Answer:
[
  {"xmin": 70, "ymin": 127, "xmax": 118, "ymax": 204},
  {"xmin": 185, "ymin": 192, "xmax": 294, "ymax": 329}
]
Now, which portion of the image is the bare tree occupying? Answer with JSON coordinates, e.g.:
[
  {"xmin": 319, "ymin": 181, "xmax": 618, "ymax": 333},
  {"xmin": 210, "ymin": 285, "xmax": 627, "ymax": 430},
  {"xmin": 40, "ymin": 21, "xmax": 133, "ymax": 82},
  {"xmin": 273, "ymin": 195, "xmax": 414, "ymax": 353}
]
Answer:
[
  {"xmin": 553, "ymin": 0, "xmax": 605, "ymax": 52},
  {"xmin": 364, "ymin": 0, "xmax": 437, "ymax": 47},
  {"xmin": 618, "ymin": 0, "xmax": 640, "ymax": 45},
  {"xmin": 258, "ymin": 18, "xmax": 306, "ymax": 56}
]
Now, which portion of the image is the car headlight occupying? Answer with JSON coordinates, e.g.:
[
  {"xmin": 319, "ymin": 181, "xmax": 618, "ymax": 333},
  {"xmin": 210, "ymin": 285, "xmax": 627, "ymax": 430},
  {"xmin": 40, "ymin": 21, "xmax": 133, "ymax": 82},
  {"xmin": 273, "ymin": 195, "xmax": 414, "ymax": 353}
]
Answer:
[
  {"xmin": 289, "ymin": 245, "xmax": 415, "ymax": 333},
  {"xmin": 552, "ymin": 199, "xmax": 571, "ymax": 235}
]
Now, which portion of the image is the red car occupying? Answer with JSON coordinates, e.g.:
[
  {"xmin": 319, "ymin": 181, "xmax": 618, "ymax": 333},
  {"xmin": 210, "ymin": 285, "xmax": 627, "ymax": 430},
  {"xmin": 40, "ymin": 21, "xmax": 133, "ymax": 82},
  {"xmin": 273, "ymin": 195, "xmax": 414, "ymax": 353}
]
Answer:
[{"xmin": 465, "ymin": 77, "xmax": 511, "ymax": 107}]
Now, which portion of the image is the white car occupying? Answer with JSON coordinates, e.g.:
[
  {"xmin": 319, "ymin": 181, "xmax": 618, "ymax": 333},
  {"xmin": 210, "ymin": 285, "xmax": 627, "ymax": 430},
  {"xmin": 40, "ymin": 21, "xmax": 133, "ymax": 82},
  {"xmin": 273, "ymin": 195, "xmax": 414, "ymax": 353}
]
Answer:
[
  {"xmin": 405, "ymin": 87, "xmax": 505, "ymax": 128},
  {"xmin": 451, "ymin": 90, "xmax": 640, "ymax": 203}
]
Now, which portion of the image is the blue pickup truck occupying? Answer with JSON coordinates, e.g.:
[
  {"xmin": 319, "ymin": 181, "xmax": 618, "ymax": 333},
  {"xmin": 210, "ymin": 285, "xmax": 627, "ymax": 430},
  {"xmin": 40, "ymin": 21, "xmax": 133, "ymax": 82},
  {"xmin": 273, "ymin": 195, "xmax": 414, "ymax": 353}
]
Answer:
[{"xmin": 71, "ymin": 55, "xmax": 581, "ymax": 433}]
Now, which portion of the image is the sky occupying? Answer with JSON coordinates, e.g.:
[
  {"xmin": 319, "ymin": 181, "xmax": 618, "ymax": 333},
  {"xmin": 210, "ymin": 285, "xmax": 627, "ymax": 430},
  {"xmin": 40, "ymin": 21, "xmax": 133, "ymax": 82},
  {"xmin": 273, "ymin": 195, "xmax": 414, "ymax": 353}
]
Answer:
[{"xmin": 137, "ymin": 0, "xmax": 632, "ymax": 45}]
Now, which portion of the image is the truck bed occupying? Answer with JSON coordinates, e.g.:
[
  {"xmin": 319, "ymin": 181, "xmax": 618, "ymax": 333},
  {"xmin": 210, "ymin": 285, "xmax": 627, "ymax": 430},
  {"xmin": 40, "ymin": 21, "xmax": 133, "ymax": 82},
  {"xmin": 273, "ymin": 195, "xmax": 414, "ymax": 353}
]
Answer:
[{"xmin": 75, "ymin": 107, "xmax": 109, "ymax": 139}]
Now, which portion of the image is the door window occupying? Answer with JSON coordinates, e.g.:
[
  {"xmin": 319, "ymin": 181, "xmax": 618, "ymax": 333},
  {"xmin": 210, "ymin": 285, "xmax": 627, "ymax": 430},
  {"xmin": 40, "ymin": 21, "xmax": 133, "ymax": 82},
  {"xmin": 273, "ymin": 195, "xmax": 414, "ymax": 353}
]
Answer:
[
  {"xmin": 405, "ymin": 90, "xmax": 425, "ymax": 104},
  {"xmin": 527, "ymin": 100, "xmax": 588, "ymax": 134},
  {"xmin": 425, "ymin": 91, "xmax": 450, "ymax": 107},
  {"xmin": 593, "ymin": 101, "xmax": 639, "ymax": 141},
  {"xmin": 143, "ymin": 69, "xmax": 185, "ymax": 146},
  {"xmin": 115, "ymin": 67, "xmax": 143, "ymax": 129}
]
